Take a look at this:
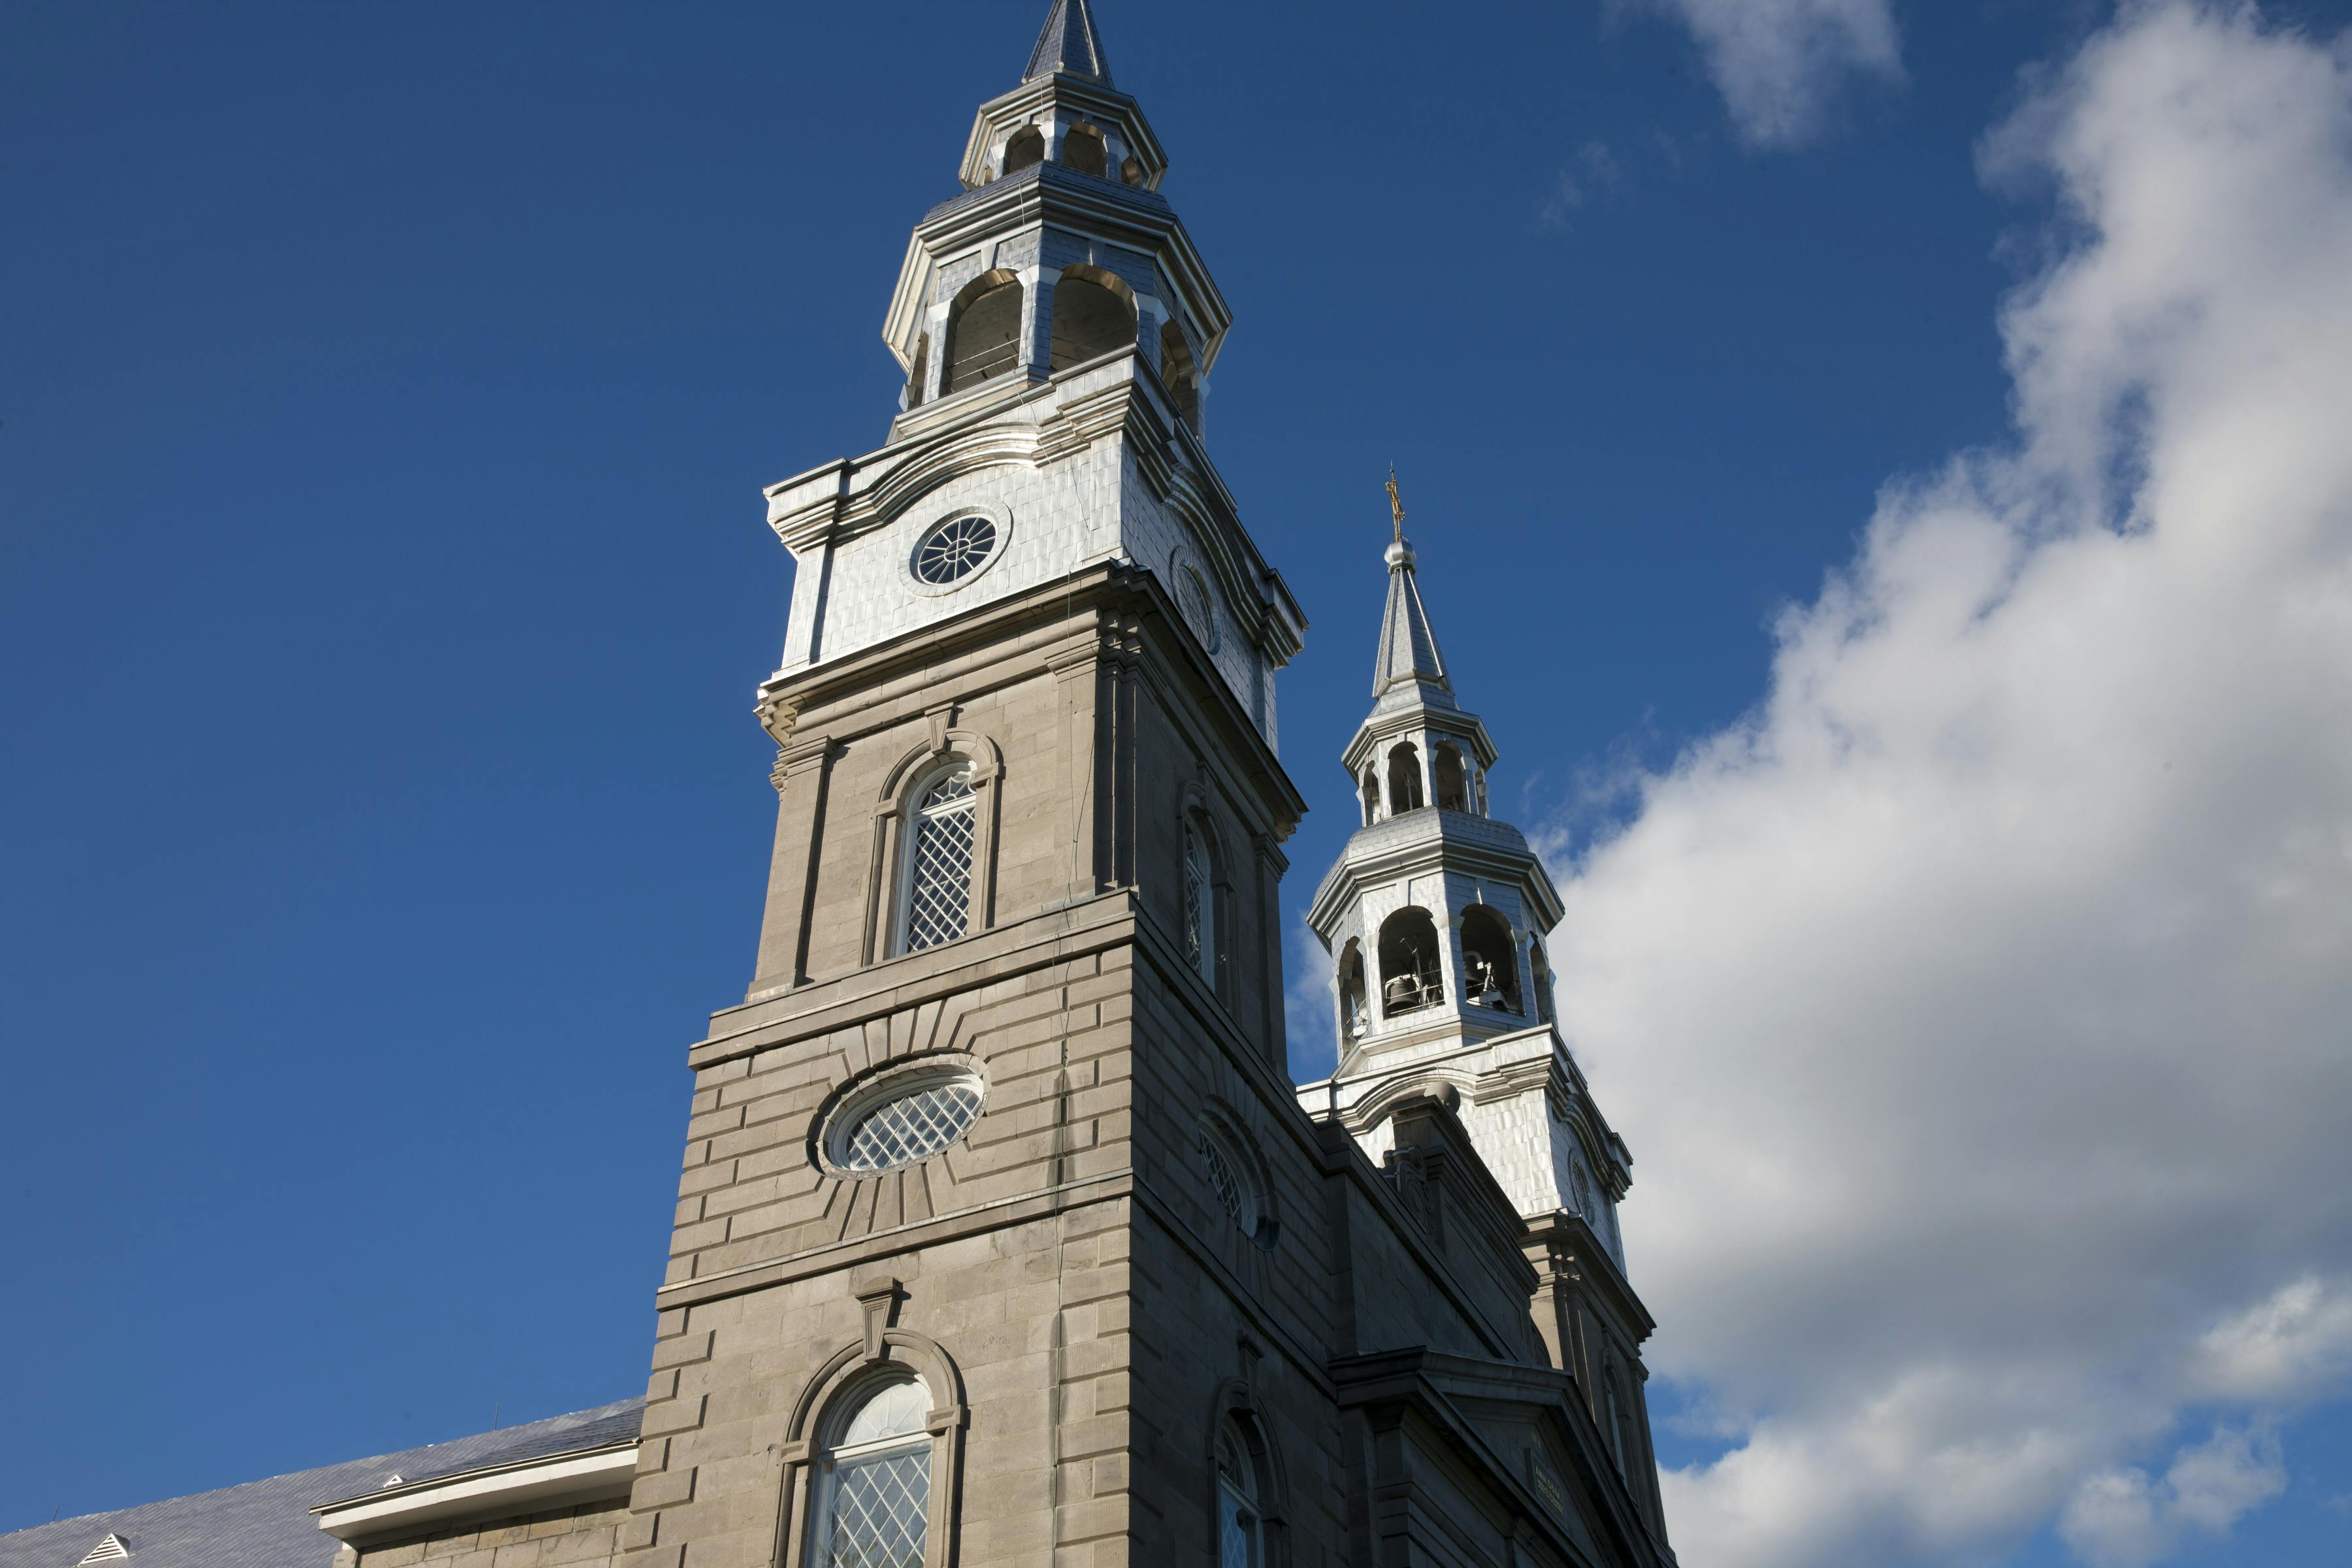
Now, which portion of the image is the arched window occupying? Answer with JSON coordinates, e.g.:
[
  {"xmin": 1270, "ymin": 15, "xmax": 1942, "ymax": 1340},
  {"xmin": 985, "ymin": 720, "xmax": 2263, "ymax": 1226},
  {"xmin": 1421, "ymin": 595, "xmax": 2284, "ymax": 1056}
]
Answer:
[
  {"xmin": 1183, "ymin": 821, "xmax": 1216, "ymax": 988},
  {"xmin": 808, "ymin": 1374, "xmax": 935, "ymax": 1567},
  {"xmin": 1433, "ymin": 744, "xmax": 1469, "ymax": 812},
  {"xmin": 1215, "ymin": 1418, "xmax": 1264, "ymax": 1568},
  {"xmin": 1459, "ymin": 906, "xmax": 1521, "ymax": 1013},
  {"xmin": 943, "ymin": 272, "xmax": 1023, "ymax": 394},
  {"xmin": 1159, "ymin": 321, "xmax": 1200, "ymax": 431},
  {"xmin": 1049, "ymin": 267, "xmax": 1135, "ymax": 372},
  {"xmin": 1337, "ymin": 939, "xmax": 1368, "ymax": 1043},
  {"xmin": 1386, "ymin": 742, "xmax": 1424, "ymax": 813},
  {"xmin": 897, "ymin": 764, "xmax": 977, "ymax": 955},
  {"xmin": 1472, "ymin": 765, "xmax": 1490, "ymax": 816},
  {"xmin": 1360, "ymin": 769, "xmax": 1381, "ymax": 826},
  {"xmin": 1529, "ymin": 938, "xmax": 1556, "ymax": 1024},
  {"xmin": 1062, "ymin": 122, "xmax": 1108, "ymax": 177},
  {"xmin": 905, "ymin": 332, "xmax": 930, "ymax": 410},
  {"xmin": 1377, "ymin": 907, "xmax": 1442, "ymax": 1017},
  {"xmin": 1003, "ymin": 125, "xmax": 1045, "ymax": 174}
]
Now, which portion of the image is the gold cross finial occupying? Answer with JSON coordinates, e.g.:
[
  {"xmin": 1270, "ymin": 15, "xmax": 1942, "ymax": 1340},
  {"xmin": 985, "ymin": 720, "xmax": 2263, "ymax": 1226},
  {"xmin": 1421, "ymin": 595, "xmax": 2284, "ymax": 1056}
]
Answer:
[{"xmin": 1386, "ymin": 465, "xmax": 1405, "ymax": 542}]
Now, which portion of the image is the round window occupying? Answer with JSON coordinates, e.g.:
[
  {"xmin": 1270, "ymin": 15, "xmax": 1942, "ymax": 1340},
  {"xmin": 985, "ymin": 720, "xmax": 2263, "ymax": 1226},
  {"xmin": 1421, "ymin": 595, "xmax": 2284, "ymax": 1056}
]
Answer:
[
  {"xmin": 826, "ymin": 1067, "xmax": 985, "ymax": 1175},
  {"xmin": 1180, "ymin": 566, "xmax": 1220, "ymax": 653},
  {"xmin": 912, "ymin": 515, "xmax": 999, "ymax": 585}
]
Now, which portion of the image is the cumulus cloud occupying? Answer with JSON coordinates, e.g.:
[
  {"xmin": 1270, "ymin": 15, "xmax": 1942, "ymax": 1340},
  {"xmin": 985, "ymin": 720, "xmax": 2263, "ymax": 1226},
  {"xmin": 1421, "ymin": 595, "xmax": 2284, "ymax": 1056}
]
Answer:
[
  {"xmin": 2060, "ymin": 1426, "xmax": 2287, "ymax": 1568},
  {"xmin": 1545, "ymin": 3, "xmax": 2352, "ymax": 1563},
  {"xmin": 1633, "ymin": 0, "xmax": 1903, "ymax": 146}
]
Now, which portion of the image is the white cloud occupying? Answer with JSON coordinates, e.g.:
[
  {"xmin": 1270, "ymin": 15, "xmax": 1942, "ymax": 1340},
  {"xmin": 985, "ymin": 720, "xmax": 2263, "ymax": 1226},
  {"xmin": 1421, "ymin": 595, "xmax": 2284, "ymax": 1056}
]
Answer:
[
  {"xmin": 2185, "ymin": 1276, "xmax": 2352, "ymax": 1403},
  {"xmin": 1633, "ymin": 0, "xmax": 1903, "ymax": 146},
  {"xmin": 1545, "ymin": 3, "xmax": 2352, "ymax": 1563},
  {"xmin": 2060, "ymin": 1426, "xmax": 2287, "ymax": 1568}
]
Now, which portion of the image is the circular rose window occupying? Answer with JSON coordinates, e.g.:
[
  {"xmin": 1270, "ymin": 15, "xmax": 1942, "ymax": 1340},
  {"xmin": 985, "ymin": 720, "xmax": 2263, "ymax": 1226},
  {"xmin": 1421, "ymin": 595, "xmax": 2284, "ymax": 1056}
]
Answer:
[
  {"xmin": 911, "ymin": 515, "xmax": 999, "ymax": 586},
  {"xmin": 825, "ymin": 1066, "xmax": 986, "ymax": 1175}
]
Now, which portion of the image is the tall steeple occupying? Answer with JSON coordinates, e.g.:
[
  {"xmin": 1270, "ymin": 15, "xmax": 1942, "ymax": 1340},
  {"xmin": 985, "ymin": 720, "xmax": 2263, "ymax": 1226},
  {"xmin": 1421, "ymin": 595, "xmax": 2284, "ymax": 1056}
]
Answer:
[{"xmin": 1025, "ymin": 0, "xmax": 1113, "ymax": 84}]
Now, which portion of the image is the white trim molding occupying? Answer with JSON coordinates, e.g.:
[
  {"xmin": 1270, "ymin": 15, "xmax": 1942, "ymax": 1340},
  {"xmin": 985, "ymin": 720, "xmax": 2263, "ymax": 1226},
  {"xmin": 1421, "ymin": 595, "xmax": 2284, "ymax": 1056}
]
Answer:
[{"xmin": 312, "ymin": 1440, "xmax": 639, "ymax": 1547}]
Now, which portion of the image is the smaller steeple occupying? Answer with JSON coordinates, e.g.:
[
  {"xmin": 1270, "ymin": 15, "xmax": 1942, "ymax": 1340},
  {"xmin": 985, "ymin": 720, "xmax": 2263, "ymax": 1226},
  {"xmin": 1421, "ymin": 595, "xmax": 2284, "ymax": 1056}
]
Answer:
[{"xmin": 1025, "ymin": 0, "xmax": 1114, "ymax": 85}]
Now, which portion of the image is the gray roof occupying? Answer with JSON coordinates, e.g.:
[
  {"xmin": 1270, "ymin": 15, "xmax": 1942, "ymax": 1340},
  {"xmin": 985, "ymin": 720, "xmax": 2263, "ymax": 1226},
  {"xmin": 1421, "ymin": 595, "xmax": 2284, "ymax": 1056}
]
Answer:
[
  {"xmin": 1024, "ymin": 0, "xmax": 1113, "ymax": 84},
  {"xmin": 1373, "ymin": 540, "xmax": 1455, "ymax": 704},
  {"xmin": 0, "ymin": 1399, "xmax": 642, "ymax": 1568}
]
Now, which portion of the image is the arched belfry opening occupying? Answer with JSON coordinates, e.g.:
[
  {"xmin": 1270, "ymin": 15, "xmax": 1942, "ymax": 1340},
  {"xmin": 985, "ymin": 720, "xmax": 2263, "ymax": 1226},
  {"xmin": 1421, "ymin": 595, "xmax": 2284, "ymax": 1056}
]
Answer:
[
  {"xmin": 1049, "ymin": 266, "xmax": 1135, "ymax": 371},
  {"xmin": 944, "ymin": 270, "xmax": 1024, "ymax": 394},
  {"xmin": 1529, "ymin": 938, "xmax": 1557, "ymax": 1024},
  {"xmin": 1004, "ymin": 125, "xmax": 1045, "ymax": 174},
  {"xmin": 1459, "ymin": 905, "xmax": 1520, "ymax": 1013},
  {"xmin": 1158, "ymin": 321, "xmax": 1200, "ymax": 431},
  {"xmin": 1434, "ymin": 743, "xmax": 1469, "ymax": 811},
  {"xmin": 1360, "ymin": 769, "xmax": 1382, "ymax": 826},
  {"xmin": 1377, "ymin": 907, "xmax": 1443, "ymax": 1017},
  {"xmin": 1062, "ymin": 122, "xmax": 1108, "ymax": 177},
  {"xmin": 905, "ymin": 332, "xmax": 930, "ymax": 410},
  {"xmin": 1386, "ymin": 742, "xmax": 1424, "ymax": 813},
  {"xmin": 1337, "ymin": 939, "xmax": 1369, "ymax": 1043}
]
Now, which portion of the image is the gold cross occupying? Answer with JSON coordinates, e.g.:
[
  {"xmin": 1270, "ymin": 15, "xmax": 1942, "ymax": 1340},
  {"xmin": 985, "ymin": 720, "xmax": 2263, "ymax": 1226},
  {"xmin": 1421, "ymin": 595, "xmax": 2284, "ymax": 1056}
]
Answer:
[{"xmin": 1385, "ymin": 466, "xmax": 1405, "ymax": 542}]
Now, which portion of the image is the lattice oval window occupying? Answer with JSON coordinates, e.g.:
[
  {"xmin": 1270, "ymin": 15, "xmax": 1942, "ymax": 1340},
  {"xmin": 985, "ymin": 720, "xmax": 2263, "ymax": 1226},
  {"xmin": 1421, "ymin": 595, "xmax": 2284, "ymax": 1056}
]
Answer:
[
  {"xmin": 911, "ymin": 514, "xmax": 999, "ymax": 586},
  {"xmin": 1196, "ymin": 1115, "xmax": 1274, "ymax": 1249},
  {"xmin": 826, "ymin": 1066, "xmax": 987, "ymax": 1175}
]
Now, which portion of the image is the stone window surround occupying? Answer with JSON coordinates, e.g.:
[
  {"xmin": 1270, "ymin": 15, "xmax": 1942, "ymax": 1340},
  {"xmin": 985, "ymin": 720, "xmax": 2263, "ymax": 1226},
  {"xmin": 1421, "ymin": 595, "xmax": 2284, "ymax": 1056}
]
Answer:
[
  {"xmin": 1175, "ymin": 779, "xmax": 1233, "ymax": 1008},
  {"xmin": 862, "ymin": 728, "xmax": 1005, "ymax": 966},
  {"xmin": 777, "ymin": 1290, "xmax": 967, "ymax": 1568},
  {"xmin": 1202, "ymin": 1381, "xmax": 1289, "ymax": 1568},
  {"xmin": 1194, "ymin": 1096, "xmax": 1279, "ymax": 1252}
]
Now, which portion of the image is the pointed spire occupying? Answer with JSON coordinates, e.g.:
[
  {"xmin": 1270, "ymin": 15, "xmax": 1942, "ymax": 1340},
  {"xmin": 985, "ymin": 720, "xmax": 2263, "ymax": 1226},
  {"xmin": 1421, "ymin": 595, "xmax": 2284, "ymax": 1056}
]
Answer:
[
  {"xmin": 1373, "ymin": 474, "xmax": 1452, "ymax": 701},
  {"xmin": 1024, "ymin": 0, "xmax": 1114, "ymax": 85},
  {"xmin": 1374, "ymin": 542, "xmax": 1452, "ymax": 698}
]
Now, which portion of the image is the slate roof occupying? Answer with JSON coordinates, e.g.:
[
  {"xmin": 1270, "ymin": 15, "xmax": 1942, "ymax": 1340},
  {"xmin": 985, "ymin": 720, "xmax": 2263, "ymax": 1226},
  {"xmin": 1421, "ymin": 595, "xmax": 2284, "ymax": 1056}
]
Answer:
[
  {"xmin": 1024, "ymin": 0, "xmax": 1113, "ymax": 84},
  {"xmin": 0, "ymin": 1399, "xmax": 642, "ymax": 1568}
]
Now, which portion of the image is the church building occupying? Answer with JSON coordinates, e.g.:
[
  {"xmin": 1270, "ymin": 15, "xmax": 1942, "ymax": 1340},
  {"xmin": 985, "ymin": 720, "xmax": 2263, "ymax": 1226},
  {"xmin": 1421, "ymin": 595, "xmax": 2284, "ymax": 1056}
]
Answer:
[{"xmin": 1, "ymin": 5, "xmax": 1676, "ymax": 1566}]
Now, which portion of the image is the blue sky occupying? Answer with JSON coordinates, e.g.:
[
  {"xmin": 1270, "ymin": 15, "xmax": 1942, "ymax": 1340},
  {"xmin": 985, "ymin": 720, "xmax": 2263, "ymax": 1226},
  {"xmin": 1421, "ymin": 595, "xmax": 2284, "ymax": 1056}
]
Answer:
[{"xmin": 7, "ymin": 2, "xmax": 2352, "ymax": 1563}]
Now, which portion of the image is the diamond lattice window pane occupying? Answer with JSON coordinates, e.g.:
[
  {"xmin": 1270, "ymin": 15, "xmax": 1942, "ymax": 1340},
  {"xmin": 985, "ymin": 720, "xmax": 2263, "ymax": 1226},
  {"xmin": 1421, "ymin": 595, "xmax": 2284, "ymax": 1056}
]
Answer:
[
  {"xmin": 841, "ymin": 1081, "xmax": 984, "ymax": 1173},
  {"xmin": 1200, "ymin": 1127, "xmax": 1247, "ymax": 1226},
  {"xmin": 903, "ymin": 773, "xmax": 976, "ymax": 953},
  {"xmin": 1218, "ymin": 1488, "xmax": 1255, "ymax": 1568},
  {"xmin": 825, "ymin": 1447, "xmax": 930, "ymax": 1568}
]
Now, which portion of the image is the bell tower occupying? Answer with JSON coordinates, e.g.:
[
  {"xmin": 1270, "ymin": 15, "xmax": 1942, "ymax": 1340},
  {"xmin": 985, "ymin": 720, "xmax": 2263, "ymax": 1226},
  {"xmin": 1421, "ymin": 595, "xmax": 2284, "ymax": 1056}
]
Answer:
[
  {"xmin": 1298, "ymin": 485, "xmax": 1673, "ymax": 1540},
  {"xmin": 621, "ymin": 7, "xmax": 1677, "ymax": 1568}
]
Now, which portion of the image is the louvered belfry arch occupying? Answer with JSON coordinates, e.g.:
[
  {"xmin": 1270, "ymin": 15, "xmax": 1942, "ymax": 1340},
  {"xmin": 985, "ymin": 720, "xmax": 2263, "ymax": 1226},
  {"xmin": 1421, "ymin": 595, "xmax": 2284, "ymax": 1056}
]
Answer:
[{"xmin": 616, "ymin": 4, "xmax": 1681, "ymax": 1568}]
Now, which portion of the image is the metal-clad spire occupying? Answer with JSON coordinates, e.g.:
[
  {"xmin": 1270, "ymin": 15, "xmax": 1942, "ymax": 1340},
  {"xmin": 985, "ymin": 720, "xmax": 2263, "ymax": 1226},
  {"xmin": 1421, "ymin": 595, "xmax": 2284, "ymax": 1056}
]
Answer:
[
  {"xmin": 1373, "ymin": 540, "xmax": 1452, "ymax": 698},
  {"xmin": 1373, "ymin": 472, "xmax": 1452, "ymax": 700},
  {"xmin": 1024, "ymin": 0, "xmax": 1114, "ymax": 84}
]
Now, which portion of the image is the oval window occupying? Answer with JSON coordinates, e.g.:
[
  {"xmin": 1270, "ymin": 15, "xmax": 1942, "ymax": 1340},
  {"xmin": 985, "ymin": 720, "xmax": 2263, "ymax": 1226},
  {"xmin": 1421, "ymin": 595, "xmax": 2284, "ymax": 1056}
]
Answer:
[
  {"xmin": 828, "ymin": 1069, "xmax": 986, "ymax": 1175},
  {"xmin": 913, "ymin": 515, "xmax": 999, "ymax": 586}
]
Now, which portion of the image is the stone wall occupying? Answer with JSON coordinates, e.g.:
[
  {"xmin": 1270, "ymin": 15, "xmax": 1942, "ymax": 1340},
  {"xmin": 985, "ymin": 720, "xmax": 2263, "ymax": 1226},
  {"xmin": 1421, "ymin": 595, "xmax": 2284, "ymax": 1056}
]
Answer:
[{"xmin": 346, "ymin": 1501, "xmax": 625, "ymax": 1568}]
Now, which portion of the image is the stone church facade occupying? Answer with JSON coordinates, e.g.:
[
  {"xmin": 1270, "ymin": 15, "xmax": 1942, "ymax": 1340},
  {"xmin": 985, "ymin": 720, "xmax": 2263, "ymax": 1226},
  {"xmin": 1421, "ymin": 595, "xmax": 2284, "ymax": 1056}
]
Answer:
[{"xmin": 0, "ymin": 6, "xmax": 1675, "ymax": 1568}]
